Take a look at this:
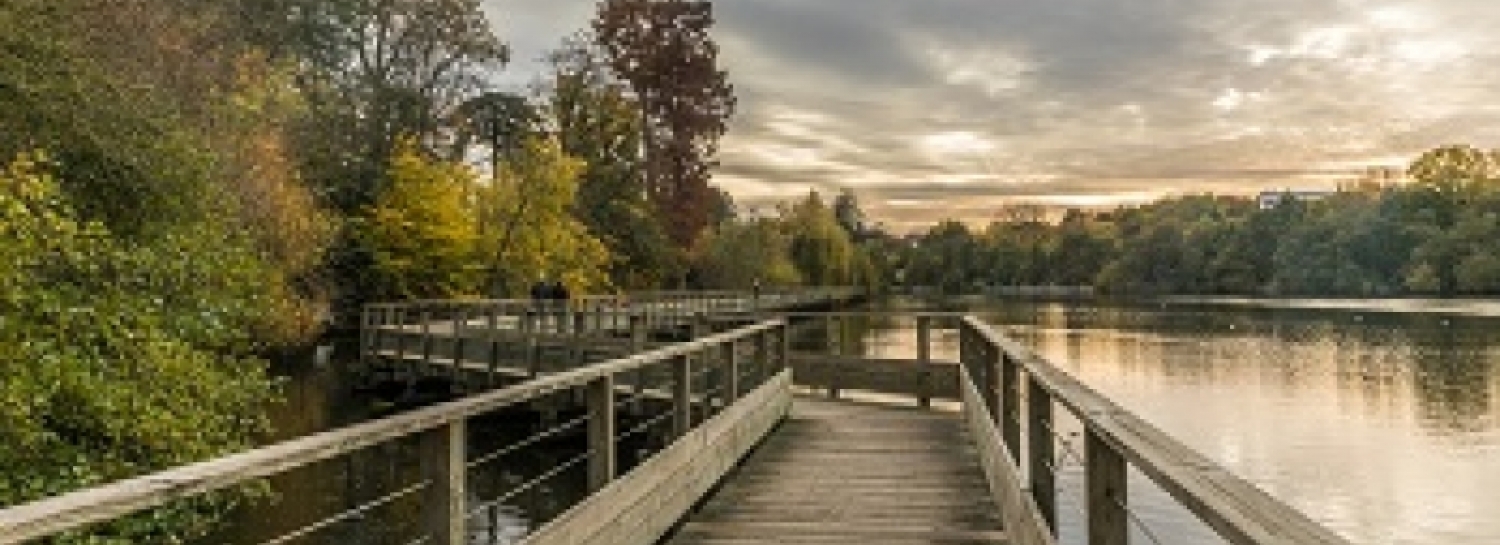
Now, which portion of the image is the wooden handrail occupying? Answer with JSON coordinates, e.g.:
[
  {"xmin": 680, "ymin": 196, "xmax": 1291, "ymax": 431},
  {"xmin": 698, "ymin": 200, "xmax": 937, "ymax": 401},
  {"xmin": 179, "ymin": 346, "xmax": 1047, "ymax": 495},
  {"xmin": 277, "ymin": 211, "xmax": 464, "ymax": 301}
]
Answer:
[
  {"xmin": 0, "ymin": 319, "xmax": 788, "ymax": 544},
  {"xmin": 959, "ymin": 316, "xmax": 1352, "ymax": 545}
]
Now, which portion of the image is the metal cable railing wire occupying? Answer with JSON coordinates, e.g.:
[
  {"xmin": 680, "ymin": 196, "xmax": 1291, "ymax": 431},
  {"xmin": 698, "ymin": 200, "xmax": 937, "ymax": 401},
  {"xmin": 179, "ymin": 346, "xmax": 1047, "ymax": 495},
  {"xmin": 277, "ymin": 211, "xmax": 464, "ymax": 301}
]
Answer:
[
  {"xmin": 257, "ymin": 480, "xmax": 430, "ymax": 545},
  {"xmin": 467, "ymin": 451, "xmax": 591, "ymax": 518},
  {"xmin": 467, "ymin": 414, "xmax": 590, "ymax": 471},
  {"xmin": 617, "ymin": 411, "xmax": 675, "ymax": 442}
]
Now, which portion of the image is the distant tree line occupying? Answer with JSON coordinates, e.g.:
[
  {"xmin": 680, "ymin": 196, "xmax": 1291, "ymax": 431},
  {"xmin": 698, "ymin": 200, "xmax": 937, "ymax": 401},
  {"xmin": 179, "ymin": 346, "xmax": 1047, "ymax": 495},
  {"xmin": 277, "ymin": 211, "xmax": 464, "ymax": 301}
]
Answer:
[{"xmin": 899, "ymin": 145, "xmax": 1500, "ymax": 297}]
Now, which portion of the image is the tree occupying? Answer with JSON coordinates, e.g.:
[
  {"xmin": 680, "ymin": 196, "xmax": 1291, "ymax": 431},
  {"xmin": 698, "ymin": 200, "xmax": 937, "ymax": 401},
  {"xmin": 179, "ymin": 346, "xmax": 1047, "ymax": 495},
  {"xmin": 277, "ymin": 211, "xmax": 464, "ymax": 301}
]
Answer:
[
  {"xmin": 451, "ymin": 91, "xmax": 544, "ymax": 175},
  {"xmin": 477, "ymin": 137, "xmax": 612, "ymax": 295},
  {"xmin": 0, "ymin": 152, "xmax": 276, "ymax": 541},
  {"xmin": 544, "ymin": 34, "xmax": 678, "ymax": 288},
  {"xmin": 696, "ymin": 218, "xmax": 802, "ymax": 288},
  {"xmin": 833, "ymin": 189, "xmax": 867, "ymax": 239},
  {"xmin": 594, "ymin": 0, "xmax": 736, "ymax": 249},
  {"xmin": 291, "ymin": 0, "xmax": 509, "ymax": 212},
  {"xmin": 786, "ymin": 191, "xmax": 859, "ymax": 286},
  {"xmin": 357, "ymin": 141, "xmax": 483, "ymax": 300}
]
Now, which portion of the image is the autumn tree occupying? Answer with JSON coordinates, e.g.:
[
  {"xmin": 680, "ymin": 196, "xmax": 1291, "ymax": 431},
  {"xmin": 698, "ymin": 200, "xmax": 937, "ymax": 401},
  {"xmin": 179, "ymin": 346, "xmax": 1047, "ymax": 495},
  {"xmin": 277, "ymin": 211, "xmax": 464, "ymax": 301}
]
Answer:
[
  {"xmin": 593, "ymin": 0, "xmax": 736, "ymax": 250},
  {"xmin": 357, "ymin": 142, "xmax": 483, "ymax": 300},
  {"xmin": 477, "ymin": 137, "xmax": 613, "ymax": 295}
]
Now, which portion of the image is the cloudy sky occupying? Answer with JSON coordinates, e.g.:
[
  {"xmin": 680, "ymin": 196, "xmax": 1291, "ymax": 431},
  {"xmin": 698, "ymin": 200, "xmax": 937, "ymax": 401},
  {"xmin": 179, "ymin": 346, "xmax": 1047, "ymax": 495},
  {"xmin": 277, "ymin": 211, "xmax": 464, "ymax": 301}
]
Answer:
[{"xmin": 485, "ymin": 0, "xmax": 1500, "ymax": 230}]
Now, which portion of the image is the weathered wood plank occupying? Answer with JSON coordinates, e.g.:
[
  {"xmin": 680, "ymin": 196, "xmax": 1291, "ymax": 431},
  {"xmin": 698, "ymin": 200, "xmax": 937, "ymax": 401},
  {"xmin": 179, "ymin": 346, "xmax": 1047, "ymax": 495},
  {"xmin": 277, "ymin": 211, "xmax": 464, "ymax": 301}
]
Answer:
[{"xmin": 663, "ymin": 397, "xmax": 1003, "ymax": 545}]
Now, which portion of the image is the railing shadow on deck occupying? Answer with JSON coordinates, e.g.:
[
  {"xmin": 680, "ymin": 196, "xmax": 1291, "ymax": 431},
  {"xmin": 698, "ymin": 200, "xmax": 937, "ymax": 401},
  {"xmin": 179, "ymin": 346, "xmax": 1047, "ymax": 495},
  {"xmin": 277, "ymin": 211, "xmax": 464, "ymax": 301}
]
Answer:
[{"xmin": 0, "ymin": 319, "xmax": 794, "ymax": 545}]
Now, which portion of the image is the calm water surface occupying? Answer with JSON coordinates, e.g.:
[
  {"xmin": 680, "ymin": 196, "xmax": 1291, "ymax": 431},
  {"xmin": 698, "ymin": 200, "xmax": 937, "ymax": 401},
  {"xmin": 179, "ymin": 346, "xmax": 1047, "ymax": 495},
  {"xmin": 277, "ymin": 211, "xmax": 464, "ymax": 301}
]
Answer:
[{"xmin": 859, "ymin": 297, "xmax": 1500, "ymax": 545}]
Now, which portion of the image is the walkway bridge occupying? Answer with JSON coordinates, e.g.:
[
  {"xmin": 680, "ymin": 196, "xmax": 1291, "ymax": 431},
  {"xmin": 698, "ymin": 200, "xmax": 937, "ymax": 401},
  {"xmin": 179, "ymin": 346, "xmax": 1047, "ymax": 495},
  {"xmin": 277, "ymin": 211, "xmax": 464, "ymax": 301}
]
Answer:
[{"xmin": 0, "ymin": 290, "xmax": 1351, "ymax": 545}]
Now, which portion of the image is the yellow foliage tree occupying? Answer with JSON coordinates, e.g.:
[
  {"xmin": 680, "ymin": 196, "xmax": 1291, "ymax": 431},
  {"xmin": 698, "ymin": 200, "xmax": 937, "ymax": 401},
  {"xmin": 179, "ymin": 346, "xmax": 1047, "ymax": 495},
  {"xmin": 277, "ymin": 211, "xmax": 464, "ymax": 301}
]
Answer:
[
  {"xmin": 358, "ymin": 142, "xmax": 483, "ymax": 300},
  {"xmin": 480, "ymin": 137, "xmax": 612, "ymax": 295}
]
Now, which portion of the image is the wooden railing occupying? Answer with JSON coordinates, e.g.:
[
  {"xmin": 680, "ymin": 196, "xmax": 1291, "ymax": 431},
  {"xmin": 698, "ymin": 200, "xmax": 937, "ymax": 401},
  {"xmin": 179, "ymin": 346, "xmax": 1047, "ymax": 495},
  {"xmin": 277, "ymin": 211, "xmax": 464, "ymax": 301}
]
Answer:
[
  {"xmin": 0, "ymin": 320, "xmax": 793, "ymax": 545},
  {"xmin": 958, "ymin": 316, "xmax": 1353, "ymax": 545}
]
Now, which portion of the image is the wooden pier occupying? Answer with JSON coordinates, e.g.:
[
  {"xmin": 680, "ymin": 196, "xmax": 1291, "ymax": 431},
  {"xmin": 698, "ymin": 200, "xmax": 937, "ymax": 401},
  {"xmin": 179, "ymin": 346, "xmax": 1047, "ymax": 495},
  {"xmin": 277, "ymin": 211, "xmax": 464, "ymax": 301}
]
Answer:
[{"xmin": 0, "ymin": 290, "xmax": 1353, "ymax": 545}]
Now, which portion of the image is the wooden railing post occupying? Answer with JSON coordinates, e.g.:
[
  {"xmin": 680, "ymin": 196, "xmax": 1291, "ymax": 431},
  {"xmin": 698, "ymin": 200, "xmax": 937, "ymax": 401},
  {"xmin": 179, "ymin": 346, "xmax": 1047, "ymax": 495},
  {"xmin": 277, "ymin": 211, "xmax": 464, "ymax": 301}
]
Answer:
[
  {"xmin": 359, "ymin": 305, "xmax": 371, "ymax": 367},
  {"xmin": 1087, "ymin": 429, "xmax": 1128, "ymax": 545},
  {"xmin": 451, "ymin": 311, "xmax": 465, "ymax": 384},
  {"xmin": 755, "ymin": 327, "xmax": 770, "ymax": 386},
  {"xmin": 420, "ymin": 311, "xmax": 433, "ymax": 378},
  {"xmin": 779, "ymin": 322, "xmax": 790, "ymax": 373},
  {"xmin": 630, "ymin": 314, "xmax": 647, "ymax": 414},
  {"xmin": 1028, "ymin": 376, "xmax": 1057, "ymax": 532},
  {"xmin": 420, "ymin": 420, "xmax": 465, "ymax": 545},
  {"xmin": 917, "ymin": 316, "xmax": 932, "ymax": 408},
  {"xmin": 673, "ymin": 354, "xmax": 692, "ymax": 437},
  {"xmin": 587, "ymin": 375, "xmax": 616, "ymax": 491},
  {"xmin": 526, "ymin": 334, "xmax": 541, "ymax": 378},
  {"xmin": 691, "ymin": 313, "xmax": 711, "ymax": 421},
  {"xmin": 1001, "ymin": 353, "xmax": 1021, "ymax": 463},
  {"xmin": 826, "ymin": 315, "xmax": 840, "ymax": 399},
  {"xmin": 394, "ymin": 307, "xmax": 407, "ymax": 366},
  {"xmin": 571, "ymin": 306, "xmax": 587, "ymax": 365},
  {"xmin": 486, "ymin": 338, "xmax": 501, "ymax": 389},
  {"xmin": 982, "ymin": 343, "xmax": 1001, "ymax": 424},
  {"xmin": 724, "ymin": 339, "xmax": 740, "ymax": 401}
]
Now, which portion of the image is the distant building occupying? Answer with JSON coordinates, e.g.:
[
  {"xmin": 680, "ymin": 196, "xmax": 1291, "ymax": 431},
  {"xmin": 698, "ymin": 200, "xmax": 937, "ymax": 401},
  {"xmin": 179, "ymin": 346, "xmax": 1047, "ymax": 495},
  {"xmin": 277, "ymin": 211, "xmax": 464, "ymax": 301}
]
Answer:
[{"xmin": 1257, "ymin": 190, "xmax": 1335, "ymax": 210}]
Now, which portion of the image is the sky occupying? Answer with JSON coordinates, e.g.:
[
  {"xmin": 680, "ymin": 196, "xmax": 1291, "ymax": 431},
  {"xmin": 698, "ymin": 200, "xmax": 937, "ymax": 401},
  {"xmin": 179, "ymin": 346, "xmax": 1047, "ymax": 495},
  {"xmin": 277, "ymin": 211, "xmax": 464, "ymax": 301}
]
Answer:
[{"xmin": 484, "ymin": 0, "xmax": 1500, "ymax": 231}]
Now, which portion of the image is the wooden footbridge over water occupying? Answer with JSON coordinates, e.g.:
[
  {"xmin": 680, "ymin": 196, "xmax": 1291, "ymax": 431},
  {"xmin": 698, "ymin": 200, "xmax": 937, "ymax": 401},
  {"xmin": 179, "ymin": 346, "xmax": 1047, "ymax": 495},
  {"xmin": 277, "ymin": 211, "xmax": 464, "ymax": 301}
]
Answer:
[{"xmin": 0, "ymin": 289, "xmax": 1352, "ymax": 545}]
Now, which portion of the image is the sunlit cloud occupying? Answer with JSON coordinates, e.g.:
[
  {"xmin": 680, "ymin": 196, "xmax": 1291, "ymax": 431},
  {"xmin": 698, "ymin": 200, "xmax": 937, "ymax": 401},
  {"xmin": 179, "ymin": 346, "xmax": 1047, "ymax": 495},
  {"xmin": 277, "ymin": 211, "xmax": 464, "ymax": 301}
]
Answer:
[
  {"xmin": 920, "ymin": 131, "xmax": 996, "ymax": 157},
  {"xmin": 484, "ymin": 0, "xmax": 1500, "ymax": 231}
]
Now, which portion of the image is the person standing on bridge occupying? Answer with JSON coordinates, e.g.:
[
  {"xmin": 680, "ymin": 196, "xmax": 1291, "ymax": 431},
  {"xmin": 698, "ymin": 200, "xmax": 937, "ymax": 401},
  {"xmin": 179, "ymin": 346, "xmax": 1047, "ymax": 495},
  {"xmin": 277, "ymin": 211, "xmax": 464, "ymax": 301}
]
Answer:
[{"xmin": 530, "ymin": 275, "xmax": 552, "ymax": 331}]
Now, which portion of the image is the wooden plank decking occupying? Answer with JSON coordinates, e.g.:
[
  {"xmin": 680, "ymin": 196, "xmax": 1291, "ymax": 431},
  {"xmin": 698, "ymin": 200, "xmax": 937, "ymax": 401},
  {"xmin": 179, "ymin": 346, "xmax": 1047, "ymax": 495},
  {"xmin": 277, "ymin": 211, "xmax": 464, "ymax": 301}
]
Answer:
[{"xmin": 666, "ymin": 397, "xmax": 1007, "ymax": 545}]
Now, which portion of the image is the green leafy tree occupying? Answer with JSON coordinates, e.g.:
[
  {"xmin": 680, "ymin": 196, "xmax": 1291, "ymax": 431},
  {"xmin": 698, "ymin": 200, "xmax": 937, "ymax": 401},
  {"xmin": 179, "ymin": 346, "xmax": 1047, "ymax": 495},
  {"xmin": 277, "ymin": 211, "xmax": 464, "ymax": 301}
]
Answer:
[
  {"xmin": 0, "ymin": 153, "xmax": 276, "ymax": 541},
  {"xmin": 544, "ymin": 34, "xmax": 678, "ymax": 289},
  {"xmin": 786, "ymin": 191, "xmax": 860, "ymax": 286},
  {"xmin": 696, "ymin": 218, "xmax": 803, "ymax": 288}
]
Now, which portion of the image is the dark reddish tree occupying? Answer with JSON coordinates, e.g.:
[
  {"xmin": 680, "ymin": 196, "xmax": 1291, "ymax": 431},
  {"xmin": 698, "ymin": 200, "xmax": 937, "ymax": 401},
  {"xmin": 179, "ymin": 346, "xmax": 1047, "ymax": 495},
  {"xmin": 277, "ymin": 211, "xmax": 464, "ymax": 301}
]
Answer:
[{"xmin": 593, "ymin": 0, "xmax": 736, "ymax": 249}]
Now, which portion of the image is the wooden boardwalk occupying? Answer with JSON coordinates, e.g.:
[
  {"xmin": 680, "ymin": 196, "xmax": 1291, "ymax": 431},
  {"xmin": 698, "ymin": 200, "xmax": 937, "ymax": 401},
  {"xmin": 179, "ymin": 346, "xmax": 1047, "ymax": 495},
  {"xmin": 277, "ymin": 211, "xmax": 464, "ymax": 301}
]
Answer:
[
  {"xmin": 0, "ymin": 305, "xmax": 1356, "ymax": 545},
  {"xmin": 667, "ymin": 397, "xmax": 1007, "ymax": 545}
]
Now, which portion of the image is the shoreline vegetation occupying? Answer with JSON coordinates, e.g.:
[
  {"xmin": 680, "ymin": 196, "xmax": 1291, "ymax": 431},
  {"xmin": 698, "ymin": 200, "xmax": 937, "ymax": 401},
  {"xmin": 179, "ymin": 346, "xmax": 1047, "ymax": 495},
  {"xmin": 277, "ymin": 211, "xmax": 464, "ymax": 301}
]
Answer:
[{"xmin": 899, "ymin": 145, "xmax": 1500, "ymax": 299}]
